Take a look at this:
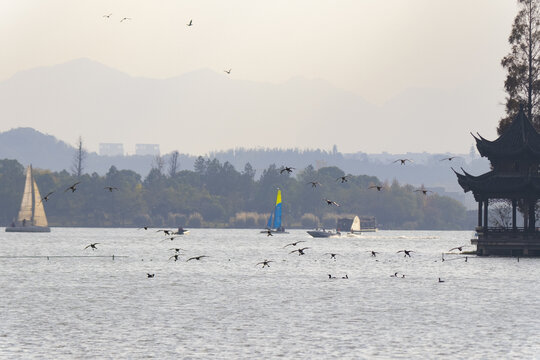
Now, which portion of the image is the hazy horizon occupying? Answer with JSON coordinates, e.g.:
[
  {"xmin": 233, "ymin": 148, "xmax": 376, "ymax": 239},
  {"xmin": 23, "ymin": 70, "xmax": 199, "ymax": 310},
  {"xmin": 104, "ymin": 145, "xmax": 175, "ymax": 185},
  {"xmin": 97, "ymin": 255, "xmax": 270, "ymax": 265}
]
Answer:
[{"xmin": 0, "ymin": 1, "xmax": 517, "ymax": 154}]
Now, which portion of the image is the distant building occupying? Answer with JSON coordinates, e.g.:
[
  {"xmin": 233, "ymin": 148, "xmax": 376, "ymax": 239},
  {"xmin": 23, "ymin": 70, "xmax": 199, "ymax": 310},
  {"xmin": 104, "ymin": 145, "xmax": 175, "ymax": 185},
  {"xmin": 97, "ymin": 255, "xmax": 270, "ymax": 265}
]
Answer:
[
  {"xmin": 99, "ymin": 143, "xmax": 124, "ymax": 157},
  {"xmin": 135, "ymin": 144, "xmax": 160, "ymax": 156}
]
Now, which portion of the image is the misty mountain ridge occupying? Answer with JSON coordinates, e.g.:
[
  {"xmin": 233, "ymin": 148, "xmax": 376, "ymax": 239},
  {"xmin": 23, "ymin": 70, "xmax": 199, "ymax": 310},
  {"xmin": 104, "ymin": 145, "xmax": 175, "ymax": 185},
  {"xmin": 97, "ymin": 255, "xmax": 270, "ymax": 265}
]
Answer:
[{"xmin": 0, "ymin": 58, "xmax": 500, "ymax": 156}]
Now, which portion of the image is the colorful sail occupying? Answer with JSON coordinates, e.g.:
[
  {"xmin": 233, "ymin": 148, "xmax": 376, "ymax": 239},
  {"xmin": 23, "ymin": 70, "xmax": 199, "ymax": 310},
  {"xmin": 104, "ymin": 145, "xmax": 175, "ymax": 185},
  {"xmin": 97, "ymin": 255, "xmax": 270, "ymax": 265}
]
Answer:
[{"xmin": 273, "ymin": 189, "xmax": 282, "ymax": 229}]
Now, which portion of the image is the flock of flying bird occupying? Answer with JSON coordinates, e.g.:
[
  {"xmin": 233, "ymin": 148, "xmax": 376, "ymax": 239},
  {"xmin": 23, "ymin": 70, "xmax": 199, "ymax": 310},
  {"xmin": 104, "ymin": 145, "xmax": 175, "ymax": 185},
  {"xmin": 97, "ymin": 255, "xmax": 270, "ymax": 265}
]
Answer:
[
  {"xmin": 82, "ymin": 227, "xmax": 470, "ymax": 282},
  {"xmin": 278, "ymin": 156, "xmax": 461, "ymax": 208}
]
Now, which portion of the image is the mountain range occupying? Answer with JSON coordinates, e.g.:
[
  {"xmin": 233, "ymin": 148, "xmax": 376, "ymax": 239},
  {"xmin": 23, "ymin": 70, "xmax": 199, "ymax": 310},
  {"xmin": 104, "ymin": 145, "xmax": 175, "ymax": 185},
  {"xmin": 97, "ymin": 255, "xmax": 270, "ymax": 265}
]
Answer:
[{"xmin": 0, "ymin": 58, "xmax": 501, "ymax": 155}]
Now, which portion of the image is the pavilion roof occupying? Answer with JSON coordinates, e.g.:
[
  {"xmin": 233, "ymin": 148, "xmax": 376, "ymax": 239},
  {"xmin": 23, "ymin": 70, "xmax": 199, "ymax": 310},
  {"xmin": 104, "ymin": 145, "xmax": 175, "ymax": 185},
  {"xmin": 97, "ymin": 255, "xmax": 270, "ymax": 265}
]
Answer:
[
  {"xmin": 454, "ymin": 168, "xmax": 540, "ymax": 198},
  {"xmin": 472, "ymin": 107, "xmax": 540, "ymax": 160}
]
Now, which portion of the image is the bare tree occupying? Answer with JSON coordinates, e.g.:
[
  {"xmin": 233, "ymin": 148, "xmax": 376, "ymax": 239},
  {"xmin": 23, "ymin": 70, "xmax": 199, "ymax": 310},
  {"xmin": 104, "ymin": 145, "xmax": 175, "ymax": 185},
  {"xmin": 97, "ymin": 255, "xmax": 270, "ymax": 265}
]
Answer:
[
  {"xmin": 71, "ymin": 136, "xmax": 87, "ymax": 178},
  {"xmin": 490, "ymin": 200, "xmax": 512, "ymax": 228},
  {"xmin": 152, "ymin": 154, "xmax": 165, "ymax": 174},
  {"xmin": 168, "ymin": 151, "xmax": 180, "ymax": 177}
]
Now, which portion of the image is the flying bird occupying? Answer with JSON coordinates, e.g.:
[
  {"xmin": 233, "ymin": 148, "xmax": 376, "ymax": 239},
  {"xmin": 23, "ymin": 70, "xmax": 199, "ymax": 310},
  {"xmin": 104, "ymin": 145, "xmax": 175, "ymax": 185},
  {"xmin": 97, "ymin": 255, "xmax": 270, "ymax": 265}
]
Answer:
[
  {"xmin": 440, "ymin": 156, "xmax": 459, "ymax": 161},
  {"xmin": 448, "ymin": 245, "xmax": 469, "ymax": 252},
  {"xmin": 280, "ymin": 166, "xmax": 294, "ymax": 174},
  {"xmin": 289, "ymin": 247, "xmax": 309, "ymax": 255},
  {"xmin": 414, "ymin": 189, "xmax": 433, "ymax": 195},
  {"xmin": 324, "ymin": 198, "xmax": 340, "ymax": 207},
  {"xmin": 40, "ymin": 191, "xmax": 54, "ymax": 203},
  {"xmin": 64, "ymin": 182, "xmax": 81, "ymax": 193},
  {"xmin": 161, "ymin": 236, "xmax": 179, "ymax": 242},
  {"xmin": 336, "ymin": 176, "xmax": 349, "ymax": 183},
  {"xmin": 187, "ymin": 19, "xmax": 193, "ymax": 26},
  {"xmin": 324, "ymin": 253, "xmax": 340, "ymax": 259},
  {"xmin": 169, "ymin": 248, "xmax": 186, "ymax": 253},
  {"xmin": 393, "ymin": 159, "xmax": 413, "ymax": 165},
  {"xmin": 147, "ymin": 273, "xmax": 155, "ymax": 278},
  {"xmin": 367, "ymin": 251, "xmax": 379, "ymax": 257},
  {"xmin": 103, "ymin": 13, "xmax": 112, "ymax": 18},
  {"xmin": 138, "ymin": 226, "xmax": 149, "ymax": 230},
  {"xmin": 264, "ymin": 229, "xmax": 273, "ymax": 237},
  {"xmin": 169, "ymin": 254, "xmax": 181, "ymax": 261},
  {"xmin": 84, "ymin": 243, "xmax": 100, "ymax": 251},
  {"xmin": 157, "ymin": 229, "xmax": 172, "ymax": 236},
  {"xmin": 224, "ymin": 69, "xmax": 231, "ymax": 74},
  {"xmin": 283, "ymin": 240, "xmax": 306, "ymax": 248},
  {"xmin": 104, "ymin": 186, "xmax": 118, "ymax": 192},
  {"xmin": 438, "ymin": 278, "xmax": 445, "ymax": 283},
  {"xmin": 120, "ymin": 17, "xmax": 131, "ymax": 22},
  {"xmin": 307, "ymin": 181, "xmax": 322, "ymax": 188},
  {"xmin": 256, "ymin": 260, "xmax": 274, "ymax": 268},
  {"xmin": 397, "ymin": 250, "xmax": 414, "ymax": 257},
  {"xmin": 187, "ymin": 255, "xmax": 208, "ymax": 261},
  {"xmin": 369, "ymin": 185, "xmax": 384, "ymax": 191}
]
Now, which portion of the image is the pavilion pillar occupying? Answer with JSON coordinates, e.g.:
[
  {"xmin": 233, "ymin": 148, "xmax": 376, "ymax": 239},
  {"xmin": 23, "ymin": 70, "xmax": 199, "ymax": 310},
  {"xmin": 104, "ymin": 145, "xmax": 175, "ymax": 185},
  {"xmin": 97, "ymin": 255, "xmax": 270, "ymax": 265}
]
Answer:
[
  {"xmin": 512, "ymin": 199, "xmax": 517, "ymax": 231},
  {"xmin": 528, "ymin": 199, "xmax": 536, "ymax": 232},
  {"xmin": 483, "ymin": 199, "xmax": 489, "ymax": 231},
  {"xmin": 477, "ymin": 200, "xmax": 483, "ymax": 227}
]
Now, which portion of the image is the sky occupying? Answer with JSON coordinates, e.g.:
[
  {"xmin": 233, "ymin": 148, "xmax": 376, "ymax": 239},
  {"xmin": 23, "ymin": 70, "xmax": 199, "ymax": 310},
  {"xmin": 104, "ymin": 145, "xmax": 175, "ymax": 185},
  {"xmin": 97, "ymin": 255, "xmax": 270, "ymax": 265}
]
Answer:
[{"xmin": 0, "ymin": 0, "xmax": 518, "ymax": 154}]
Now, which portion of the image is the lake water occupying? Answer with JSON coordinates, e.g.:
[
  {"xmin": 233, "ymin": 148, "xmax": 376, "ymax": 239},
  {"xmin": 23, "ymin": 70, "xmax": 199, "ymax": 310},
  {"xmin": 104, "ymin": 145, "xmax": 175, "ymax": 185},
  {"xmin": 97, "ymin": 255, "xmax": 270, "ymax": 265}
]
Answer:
[{"xmin": 0, "ymin": 228, "xmax": 539, "ymax": 359}]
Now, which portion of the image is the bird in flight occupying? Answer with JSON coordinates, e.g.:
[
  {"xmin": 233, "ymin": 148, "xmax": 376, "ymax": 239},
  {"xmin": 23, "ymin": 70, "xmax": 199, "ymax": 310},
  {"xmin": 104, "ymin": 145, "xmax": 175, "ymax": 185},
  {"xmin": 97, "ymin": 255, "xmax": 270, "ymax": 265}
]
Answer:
[
  {"xmin": 448, "ymin": 245, "xmax": 468, "ymax": 252},
  {"xmin": 440, "ymin": 156, "xmax": 459, "ymax": 162},
  {"xmin": 120, "ymin": 17, "xmax": 131, "ymax": 22},
  {"xmin": 147, "ymin": 273, "xmax": 155, "ymax": 278},
  {"xmin": 84, "ymin": 243, "xmax": 100, "ymax": 251},
  {"xmin": 393, "ymin": 159, "xmax": 413, "ymax": 165},
  {"xmin": 336, "ymin": 176, "xmax": 349, "ymax": 183},
  {"xmin": 169, "ymin": 248, "xmax": 186, "ymax": 253},
  {"xmin": 65, "ymin": 182, "xmax": 81, "ymax": 193},
  {"xmin": 283, "ymin": 240, "xmax": 306, "ymax": 248},
  {"xmin": 161, "ymin": 236, "xmax": 179, "ymax": 242},
  {"xmin": 438, "ymin": 278, "xmax": 445, "ymax": 283},
  {"xmin": 397, "ymin": 250, "xmax": 414, "ymax": 257},
  {"xmin": 187, "ymin": 255, "xmax": 208, "ymax": 261},
  {"xmin": 369, "ymin": 185, "xmax": 384, "ymax": 191},
  {"xmin": 224, "ymin": 69, "xmax": 231, "ymax": 74},
  {"xmin": 104, "ymin": 186, "xmax": 118, "ymax": 192},
  {"xmin": 367, "ymin": 251, "xmax": 378, "ymax": 257},
  {"xmin": 414, "ymin": 189, "xmax": 433, "ymax": 195},
  {"xmin": 169, "ymin": 254, "xmax": 181, "ymax": 261},
  {"xmin": 264, "ymin": 229, "xmax": 273, "ymax": 237},
  {"xmin": 103, "ymin": 13, "xmax": 112, "ymax": 18},
  {"xmin": 40, "ymin": 191, "xmax": 54, "ymax": 203},
  {"xmin": 256, "ymin": 260, "xmax": 274, "ymax": 268},
  {"xmin": 307, "ymin": 181, "xmax": 322, "ymax": 188},
  {"xmin": 289, "ymin": 247, "xmax": 309, "ymax": 256},
  {"xmin": 157, "ymin": 229, "xmax": 172, "ymax": 236},
  {"xmin": 280, "ymin": 166, "xmax": 294, "ymax": 174},
  {"xmin": 138, "ymin": 226, "xmax": 149, "ymax": 230},
  {"xmin": 324, "ymin": 198, "xmax": 340, "ymax": 207},
  {"xmin": 187, "ymin": 19, "xmax": 193, "ymax": 26},
  {"xmin": 324, "ymin": 253, "xmax": 340, "ymax": 260}
]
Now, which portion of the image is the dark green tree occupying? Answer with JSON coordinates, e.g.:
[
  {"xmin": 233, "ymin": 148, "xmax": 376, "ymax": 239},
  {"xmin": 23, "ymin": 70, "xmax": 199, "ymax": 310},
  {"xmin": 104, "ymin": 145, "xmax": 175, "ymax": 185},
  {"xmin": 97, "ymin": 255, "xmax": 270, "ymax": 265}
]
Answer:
[{"xmin": 499, "ymin": 0, "xmax": 540, "ymax": 133}]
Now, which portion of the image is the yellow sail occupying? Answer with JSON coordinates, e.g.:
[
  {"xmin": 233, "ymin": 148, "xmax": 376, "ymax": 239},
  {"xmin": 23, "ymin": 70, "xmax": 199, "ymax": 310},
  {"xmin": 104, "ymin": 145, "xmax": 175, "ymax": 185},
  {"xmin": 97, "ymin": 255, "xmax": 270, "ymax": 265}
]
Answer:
[
  {"xmin": 32, "ymin": 178, "xmax": 48, "ymax": 227},
  {"xmin": 17, "ymin": 166, "xmax": 33, "ymax": 224}
]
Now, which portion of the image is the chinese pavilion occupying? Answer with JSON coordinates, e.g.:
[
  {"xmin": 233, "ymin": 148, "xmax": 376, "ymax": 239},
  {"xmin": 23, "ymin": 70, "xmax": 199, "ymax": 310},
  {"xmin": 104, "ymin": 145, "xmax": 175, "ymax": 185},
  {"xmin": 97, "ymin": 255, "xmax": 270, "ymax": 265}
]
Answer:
[{"xmin": 455, "ymin": 106, "xmax": 540, "ymax": 256}]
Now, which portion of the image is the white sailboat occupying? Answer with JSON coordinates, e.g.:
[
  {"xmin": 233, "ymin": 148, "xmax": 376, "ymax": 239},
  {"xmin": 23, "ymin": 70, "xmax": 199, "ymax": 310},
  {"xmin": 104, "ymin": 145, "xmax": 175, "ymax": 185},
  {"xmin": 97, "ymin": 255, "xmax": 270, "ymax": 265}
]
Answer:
[
  {"xmin": 346, "ymin": 216, "xmax": 361, "ymax": 237},
  {"xmin": 6, "ymin": 165, "xmax": 51, "ymax": 232}
]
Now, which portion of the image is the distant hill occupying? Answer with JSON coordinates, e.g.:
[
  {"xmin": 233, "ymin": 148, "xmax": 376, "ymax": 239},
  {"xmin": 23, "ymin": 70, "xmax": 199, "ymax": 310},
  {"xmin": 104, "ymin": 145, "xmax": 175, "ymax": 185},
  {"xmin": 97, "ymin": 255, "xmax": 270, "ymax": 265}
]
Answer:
[{"xmin": 0, "ymin": 58, "xmax": 500, "ymax": 156}]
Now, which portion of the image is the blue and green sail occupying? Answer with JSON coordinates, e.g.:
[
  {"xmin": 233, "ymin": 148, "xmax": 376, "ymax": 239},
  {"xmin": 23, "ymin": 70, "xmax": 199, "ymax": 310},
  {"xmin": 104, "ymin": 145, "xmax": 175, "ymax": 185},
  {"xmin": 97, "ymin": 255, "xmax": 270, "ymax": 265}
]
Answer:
[{"xmin": 266, "ymin": 189, "xmax": 282, "ymax": 229}]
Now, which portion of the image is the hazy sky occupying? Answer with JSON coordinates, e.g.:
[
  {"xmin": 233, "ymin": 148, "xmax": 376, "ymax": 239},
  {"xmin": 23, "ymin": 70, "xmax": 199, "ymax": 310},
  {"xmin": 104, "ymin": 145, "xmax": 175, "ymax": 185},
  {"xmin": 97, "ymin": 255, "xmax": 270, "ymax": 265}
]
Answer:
[{"xmin": 0, "ymin": 0, "xmax": 518, "ymax": 154}]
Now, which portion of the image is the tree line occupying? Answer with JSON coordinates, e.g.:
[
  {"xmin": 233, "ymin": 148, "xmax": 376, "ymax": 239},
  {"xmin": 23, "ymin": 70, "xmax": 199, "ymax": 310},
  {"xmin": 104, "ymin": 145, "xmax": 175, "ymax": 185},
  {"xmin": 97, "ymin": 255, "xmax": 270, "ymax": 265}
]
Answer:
[{"xmin": 0, "ymin": 158, "xmax": 474, "ymax": 229}]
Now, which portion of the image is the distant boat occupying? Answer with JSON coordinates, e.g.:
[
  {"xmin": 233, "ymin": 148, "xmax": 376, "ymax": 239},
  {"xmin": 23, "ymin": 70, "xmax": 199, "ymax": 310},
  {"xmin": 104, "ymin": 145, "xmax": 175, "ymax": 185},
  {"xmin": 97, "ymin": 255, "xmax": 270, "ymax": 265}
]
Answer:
[
  {"xmin": 307, "ymin": 216, "xmax": 361, "ymax": 238},
  {"xmin": 261, "ymin": 188, "xmax": 288, "ymax": 234},
  {"xmin": 6, "ymin": 165, "xmax": 51, "ymax": 232}
]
